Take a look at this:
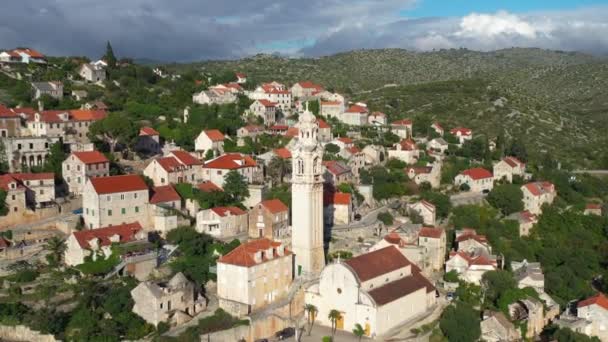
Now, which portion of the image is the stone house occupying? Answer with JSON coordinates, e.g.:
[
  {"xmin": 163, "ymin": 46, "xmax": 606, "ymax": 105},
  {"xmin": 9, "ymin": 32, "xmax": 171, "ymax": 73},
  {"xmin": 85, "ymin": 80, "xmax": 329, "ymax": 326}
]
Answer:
[
  {"xmin": 391, "ymin": 119, "xmax": 413, "ymax": 139},
  {"xmin": 249, "ymin": 99, "xmax": 278, "ymax": 125},
  {"xmin": 340, "ymin": 147, "xmax": 366, "ymax": 183},
  {"xmin": 25, "ymin": 109, "xmax": 107, "ymax": 143},
  {"xmin": 322, "ymin": 160, "xmax": 353, "ymax": 186},
  {"xmin": 454, "ymin": 167, "xmax": 494, "ymax": 193},
  {"xmin": 64, "ymin": 222, "xmax": 145, "ymax": 266},
  {"xmin": 340, "ymin": 104, "xmax": 368, "ymax": 126},
  {"xmin": 446, "ymin": 250, "xmax": 498, "ymax": 285},
  {"xmin": 418, "ymin": 226, "xmax": 447, "ymax": 272},
  {"xmin": 455, "ymin": 228, "xmax": 491, "ymax": 255},
  {"xmin": 0, "ymin": 173, "xmax": 55, "ymax": 209},
  {"xmin": 316, "ymin": 118, "xmax": 332, "ymax": 142},
  {"xmin": 82, "ymin": 174, "xmax": 150, "ymax": 229},
  {"xmin": 584, "ymin": 203, "xmax": 603, "ymax": 216},
  {"xmin": 405, "ymin": 163, "xmax": 441, "ymax": 189},
  {"xmin": 0, "ymin": 174, "xmax": 27, "ymax": 214},
  {"xmin": 449, "ymin": 127, "xmax": 473, "ymax": 145},
  {"xmin": 196, "ymin": 206, "xmax": 248, "ymax": 238},
  {"xmin": 521, "ymin": 181, "xmax": 556, "ymax": 215},
  {"xmin": 194, "ymin": 129, "xmax": 225, "ymax": 155},
  {"xmin": 507, "ymin": 210, "xmax": 538, "ymax": 237},
  {"xmin": 248, "ymin": 199, "xmax": 290, "ymax": 239},
  {"xmin": 3, "ymin": 136, "xmax": 61, "ymax": 172},
  {"xmin": 332, "ymin": 137, "xmax": 354, "ymax": 150},
  {"xmin": 202, "ymin": 153, "xmax": 261, "ymax": 187},
  {"xmin": 236, "ymin": 125, "xmax": 264, "ymax": 146},
  {"xmin": 320, "ymin": 101, "xmax": 343, "ymax": 119},
  {"xmin": 131, "ymin": 272, "xmax": 205, "ymax": 326},
  {"xmin": 370, "ymin": 232, "xmax": 429, "ymax": 274},
  {"xmin": 408, "ymin": 200, "xmax": 436, "ymax": 226},
  {"xmin": 493, "ymin": 156, "xmax": 526, "ymax": 183},
  {"xmin": 32, "ymin": 81, "xmax": 63, "ymax": 100},
  {"xmin": 481, "ymin": 311, "xmax": 520, "ymax": 342},
  {"xmin": 575, "ymin": 293, "xmax": 608, "ymax": 341},
  {"xmin": 192, "ymin": 88, "xmax": 236, "ymax": 105},
  {"xmin": 217, "ymin": 239, "xmax": 293, "ymax": 317},
  {"xmin": 368, "ymin": 112, "xmax": 387, "ymax": 125},
  {"xmin": 427, "ymin": 138, "xmax": 448, "ymax": 155},
  {"xmin": 144, "ymin": 150, "xmax": 204, "ymax": 186},
  {"xmin": 136, "ymin": 127, "xmax": 161, "ymax": 155},
  {"xmin": 62, "ymin": 150, "xmax": 109, "ymax": 195},
  {"xmin": 150, "ymin": 185, "xmax": 183, "ymax": 236},
  {"xmin": 323, "ymin": 191, "xmax": 353, "ymax": 226},
  {"xmin": 78, "ymin": 63, "xmax": 106, "ymax": 83},
  {"xmin": 362, "ymin": 145, "xmax": 386, "ymax": 165},
  {"xmin": 290, "ymin": 81, "xmax": 324, "ymax": 99},
  {"xmin": 0, "ymin": 105, "xmax": 25, "ymax": 137},
  {"xmin": 305, "ymin": 246, "xmax": 436, "ymax": 337},
  {"xmin": 508, "ymin": 297, "xmax": 546, "ymax": 339},
  {"xmin": 511, "ymin": 260, "xmax": 545, "ymax": 293},
  {"xmin": 388, "ymin": 139, "xmax": 420, "ymax": 164},
  {"xmin": 430, "ymin": 122, "xmax": 444, "ymax": 136}
]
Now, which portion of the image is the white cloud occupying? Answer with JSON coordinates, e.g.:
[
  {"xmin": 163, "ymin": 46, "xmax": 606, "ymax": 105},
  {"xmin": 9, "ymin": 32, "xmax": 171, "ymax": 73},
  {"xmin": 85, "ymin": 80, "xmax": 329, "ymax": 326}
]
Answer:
[{"xmin": 456, "ymin": 11, "xmax": 542, "ymax": 39}]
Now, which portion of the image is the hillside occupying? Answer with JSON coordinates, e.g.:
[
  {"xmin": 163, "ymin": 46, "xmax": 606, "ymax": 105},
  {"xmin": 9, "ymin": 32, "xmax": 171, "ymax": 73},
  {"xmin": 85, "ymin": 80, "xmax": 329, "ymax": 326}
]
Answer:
[{"xmin": 169, "ymin": 48, "xmax": 608, "ymax": 168}]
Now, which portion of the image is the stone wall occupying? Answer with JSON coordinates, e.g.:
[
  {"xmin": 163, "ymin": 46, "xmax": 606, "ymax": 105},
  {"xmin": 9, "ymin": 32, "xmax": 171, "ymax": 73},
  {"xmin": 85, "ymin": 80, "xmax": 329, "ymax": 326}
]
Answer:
[{"xmin": 0, "ymin": 325, "xmax": 58, "ymax": 342}]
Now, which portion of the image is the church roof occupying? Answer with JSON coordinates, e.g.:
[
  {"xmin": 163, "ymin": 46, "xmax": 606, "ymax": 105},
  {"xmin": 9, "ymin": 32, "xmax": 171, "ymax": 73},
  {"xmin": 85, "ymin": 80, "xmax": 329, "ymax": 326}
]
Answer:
[
  {"xmin": 344, "ymin": 246, "xmax": 410, "ymax": 282},
  {"xmin": 367, "ymin": 270, "xmax": 435, "ymax": 306}
]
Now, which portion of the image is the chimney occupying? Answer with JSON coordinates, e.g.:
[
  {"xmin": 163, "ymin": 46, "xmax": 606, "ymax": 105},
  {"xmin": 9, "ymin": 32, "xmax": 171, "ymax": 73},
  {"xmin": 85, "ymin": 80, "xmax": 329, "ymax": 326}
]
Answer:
[{"xmin": 37, "ymin": 100, "xmax": 44, "ymax": 112}]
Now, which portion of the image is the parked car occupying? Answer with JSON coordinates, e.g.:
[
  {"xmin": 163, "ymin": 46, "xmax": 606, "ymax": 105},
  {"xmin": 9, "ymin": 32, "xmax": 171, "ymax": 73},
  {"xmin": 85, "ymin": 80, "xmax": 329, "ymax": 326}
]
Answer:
[{"xmin": 276, "ymin": 327, "xmax": 295, "ymax": 340}]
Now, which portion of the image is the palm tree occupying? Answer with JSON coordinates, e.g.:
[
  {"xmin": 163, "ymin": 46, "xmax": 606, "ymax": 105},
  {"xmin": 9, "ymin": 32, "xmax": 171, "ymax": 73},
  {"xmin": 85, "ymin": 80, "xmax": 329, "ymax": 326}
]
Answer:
[
  {"xmin": 352, "ymin": 323, "xmax": 365, "ymax": 341},
  {"xmin": 44, "ymin": 236, "xmax": 67, "ymax": 266},
  {"xmin": 328, "ymin": 309, "xmax": 341, "ymax": 339},
  {"xmin": 304, "ymin": 304, "xmax": 318, "ymax": 336}
]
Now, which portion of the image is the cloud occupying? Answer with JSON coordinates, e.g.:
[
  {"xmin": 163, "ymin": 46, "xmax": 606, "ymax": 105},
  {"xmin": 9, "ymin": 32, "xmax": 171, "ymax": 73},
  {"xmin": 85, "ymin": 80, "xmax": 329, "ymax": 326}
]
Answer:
[{"xmin": 0, "ymin": 2, "xmax": 607, "ymax": 61}]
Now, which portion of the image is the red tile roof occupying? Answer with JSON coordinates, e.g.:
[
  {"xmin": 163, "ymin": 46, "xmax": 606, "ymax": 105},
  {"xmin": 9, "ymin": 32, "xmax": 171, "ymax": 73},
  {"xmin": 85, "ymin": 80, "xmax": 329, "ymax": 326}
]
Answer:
[
  {"xmin": 139, "ymin": 126, "xmax": 159, "ymax": 136},
  {"xmin": 260, "ymin": 199, "xmax": 288, "ymax": 213},
  {"xmin": 586, "ymin": 203, "xmax": 602, "ymax": 210},
  {"xmin": 346, "ymin": 146, "xmax": 361, "ymax": 154},
  {"xmin": 405, "ymin": 166, "xmax": 432, "ymax": 175},
  {"xmin": 456, "ymin": 231, "xmax": 488, "ymax": 244},
  {"xmin": 392, "ymin": 119, "xmax": 412, "ymax": 126},
  {"xmin": 14, "ymin": 48, "xmax": 45, "ymax": 58},
  {"xmin": 89, "ymin": 174, "xmax": 148, "ymax": 194},
  {"xmin": 321, "ymin": 101, "xmax": 341, "ymax": 106},
  {"xmin": 519, "ymin": 210, "xmax": 537, "ymax": 223},
  {"xmin": 449, "ymin": 250, "xmax": 497, "ymax": 267},
  {"xmin": 203, "ymin": 129, "xmax": 225, "ymax": 142},
  {"xmin": 450, "ymin": 127, "xmax": 472, "ymax": 136},
  {"xmin": 578, "ymin": 293, "xmax": 608, "ymax": 310},
  {"xmin": 274, "ymin": 148, "xmax": 292, "ymax": 159},
  {"xmin": 368, "ymin": 269, "xmax": 435, "ymax": 305},
  {"xmin": 150, "ymin": 185, "xmax": 181, "ymax": 204},
  {"xmin": 383, "ymin": 232, "xmax": 409, "ymax": 247},
  {"xmin": 257, "ymin": 99, "xmax": 277, "ymax": 107},
  {"xmin": 0, "ymin": 237, "xmax": 11, "ymax": 248},
  {"xmin": 296, "ymin": 81, "xmax": 324, "ymax": 91},
  {"xmin": 9, "ymin": 173, "xmax": 54, "ymax": 181},
  {"xmin": 211, "ymin": 206, "xmax": 247, "ymax": 217},
  {"xmin": 336, "ymin": 137, "xmax": 353, "ymax": 145},
  {"xmin": 72, "ymin": 151, "xmax": 108, "ymax": 165},
  {"xmin": 371, "ymin": 111, "xmax": 386, "ymax": 117},
  {"xmin": 503, "ymin": 156, "xmax": 524, "ymax": 168},
  {"xmin": 397, "ymin": 139, "xmax": 417, "ymax": 151},
  {"xmin": 323, "ymin": 191, "xmax": 351, "ymax": 206},
  {"xmin": 73, "ymin": 222, "xmax": 143, "ymax": 249},
  {"xmin": 461, "ymin": 167, "xmax": 493, "ymax": 180},
  {"xmin": 204, "ymin": 153, "xmax": 256, "ymax": 170},
  {"xmin": 197, "ymin": 181, "xmax": 223, "ymax": 192},
  {"xmin": 235, "ymin": 72, "xmax": 246, "ymax": 78},
  {"xmin": 218, "ymin": 238, "xmax": 290, "ymax": 267},
  {"xmin": 419, "ymin": 227, "xmax": 444, "ymax": 239},
  {"xmin": 344, "ymin": 246, "xmax": 410, "ymax": 282},
  {"xmin": 323, "ymin": 160, "xmax": 351, "ymax": 176},
  {"xmin": 68, "ymin": 110, "xmax": 107, "ymax": 121},
  {"xmin": 269, "ymin": 125, "xmax": 289, "ymax": 131},
  {"xmin": 156, "ymin": 157, "xmax": 183, "ymax": 172},
  {"xmin": 171, "ymin": 150, "xmax": 203, "ymax": 166},
  {"xmin": 0, "ymin": 175, "xmax": 22, "ymax": 191},
  {"xmin": 317, "ymin": 118, "xmax": 330, "ymax": 129},
  {"xmin": 522, "ymin": 182, "xmax": 555, "ymax": 197},
  {"xmin": 345, "ymin": 105, "xmax": 368, "ymax": 114},
  {"xmin": 285, "ymin": 127, "xmax": 299, "ymax": 138}
]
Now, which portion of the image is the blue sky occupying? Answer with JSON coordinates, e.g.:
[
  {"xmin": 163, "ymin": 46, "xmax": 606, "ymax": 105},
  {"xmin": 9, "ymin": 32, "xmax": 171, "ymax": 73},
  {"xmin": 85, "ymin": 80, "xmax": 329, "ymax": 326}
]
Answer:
[{"xmin": 402, "ymin": 0, "xmax": 608, "ymax": 17}]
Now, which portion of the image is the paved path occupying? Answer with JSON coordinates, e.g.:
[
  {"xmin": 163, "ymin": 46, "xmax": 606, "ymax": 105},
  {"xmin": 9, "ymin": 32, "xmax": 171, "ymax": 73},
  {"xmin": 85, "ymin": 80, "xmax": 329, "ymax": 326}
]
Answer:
[
  {"xmin": 572, "ymin": 170, "xmax": 608, "ymax": 175},
  {"xmin": 450, "ymin": 192, "xmax": 486, "ymax": 207}
]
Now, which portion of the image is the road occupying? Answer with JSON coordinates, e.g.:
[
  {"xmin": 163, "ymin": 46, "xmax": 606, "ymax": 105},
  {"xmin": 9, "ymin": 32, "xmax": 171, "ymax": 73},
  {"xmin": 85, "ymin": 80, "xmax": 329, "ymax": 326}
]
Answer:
[
  {"xmin": 450, "ymin": 192, "xmax": 486, "ymax": 207},
  {"xmin": 572, "ymin": 170, "xmax": 608, "ymax": 175}
]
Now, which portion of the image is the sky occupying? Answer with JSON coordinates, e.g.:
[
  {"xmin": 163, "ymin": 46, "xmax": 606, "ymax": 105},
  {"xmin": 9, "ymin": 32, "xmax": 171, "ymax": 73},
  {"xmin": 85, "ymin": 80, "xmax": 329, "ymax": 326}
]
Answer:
[{"xmin": 1, "ymin": 0, "xmax": 608, "ymax": 62}]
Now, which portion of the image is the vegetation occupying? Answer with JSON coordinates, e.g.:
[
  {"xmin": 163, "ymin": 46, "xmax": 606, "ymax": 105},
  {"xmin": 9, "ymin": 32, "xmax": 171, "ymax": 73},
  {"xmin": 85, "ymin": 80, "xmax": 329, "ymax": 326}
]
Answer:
[
  {"xmin": 0, "ymin": 190, "xmax": 8, "ymax": 216},
  {"xmin": 486, "ymin": 184, "xmax": 524, "ymax": 215},
  {"xmin": 304, "ymin": 304, "xmax": 318, "ymax": 336},
  {"xmin": 439, "ymin": 302, "xmax": 481, "ymax": 342},
  {"xmin": 377, "ymin": 212, "xmax": 394, "ymax": 226},
  {"xmin": 352, "ymin": 323, "xmax": 365, "ymax": 341}
]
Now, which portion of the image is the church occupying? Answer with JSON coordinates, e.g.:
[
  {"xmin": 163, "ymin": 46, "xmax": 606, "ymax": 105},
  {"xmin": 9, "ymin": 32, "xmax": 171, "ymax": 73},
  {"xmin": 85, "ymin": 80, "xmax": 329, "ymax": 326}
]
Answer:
[{"xmin": 305, "ymin": 246, "xmax": 437, "ymax": 337}]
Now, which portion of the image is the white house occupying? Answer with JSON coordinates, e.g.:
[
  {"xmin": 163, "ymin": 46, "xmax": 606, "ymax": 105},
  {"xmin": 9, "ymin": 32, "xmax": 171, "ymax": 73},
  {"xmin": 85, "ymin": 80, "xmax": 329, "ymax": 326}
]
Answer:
[
  {"xmin": 405, "ymin": 163, "xmax": 441, "ymax": 189},
  {"xmin": 408, "ymin": 200, "xmax": 436, "ymax": 226},
  {"xmin": 391, "ymin": 119, "xmax": 412, "ymax": 139},
  {"xmin": 192, "ymin": 88, "xmax": 236, "ymax": 105},
  {"xmin": 305, "ymin": 246, "xmax": 436, "ymax": 338},
  {"xmin": 235, "ymin": 72, "xmax": 247, "ymax": 84},
  {"xmin": 521, "ymin": 182, "xmax": 556, "ymax": 215},
  {"xmin": 430, "ymin": 122, "xmax": 444, "ymax": 136},
  {"xmin": 450, "ymin": 127, "xmax": 473, "ymax": 145},
  {"xmin": 493, "ymin": 157, "xmax": 526, "ymax": 183},
  {"xmin": 323, "ymin": 191, "xmax": 353, "ymax": 226},
  {"xmin": 446, "ymin": 250, "xmax": 498, "ymax": 285},
  {"xmin": 62, "ymin": 150, "xmax": 109, "ymax": 195},
  {"xmin": 368, "ymin": 112, "xmax": 387, "ymax": 126},
  {"xmin": 428, "ymin": 138, "xmax": 449, "ymax": 155},
  {"xmin": 196, "ymin": 206, "xmax": 248, "ymax": 238},
  {"xmin": 249, "ymin": 99, "xmax": 278, "ymax": 125},
  {"xmin": 454, "ymin": 168, "xmax": 494, "ymax": 193},
  {"xmin": 291, "ymin": 81, "xmax": 324, "ymax": 99},
  {"xmin": 64, "ymin": 222, "xmax": 145, "ymax": 266},
  {"xmin": 143, "ymin": 150, "xmax": 204, "ymax": 186},
  {"xmin": 576, "ymin": 293, "xmax": 608, "ymax": 341},
  {"xmin": 321, "ymin": 101, "xmax": 344, "ymax": 119},
  {"xmin": 82, "ymin": 174, "xmax": 150, "ymax": 229},
  {"xmin": 340, "ymin": 104, "xmax": 369, "ymax": 126},
  {"xmin": 78, "ymin": 63, "xmax": 106, "ymax": 83},
  {"xmin": 387, "ymin": 139, "xmax": 419, "ymax": 164},
  {"xmin": 202, "ymin": 153, "xmax": 261, "ymax": 187},
  {"xmin": 195, "ymin": 129, "xmax": 225, "ymax": 155}
]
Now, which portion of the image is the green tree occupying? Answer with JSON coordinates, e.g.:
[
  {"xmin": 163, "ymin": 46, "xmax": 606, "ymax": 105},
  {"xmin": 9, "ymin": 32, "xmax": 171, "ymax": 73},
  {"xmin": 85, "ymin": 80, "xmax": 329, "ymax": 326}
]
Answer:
[
  {"xmin": 0, "ymin": 190, "xmax": 7, "ymax": 216},
  {"xmin": 486, "ymin": 184, "xmax": 524, "ymax": 215},
  {"xmin": 268, "ymin": 156, "xmax": 291, "ymax": 185},
  {"xmin": 328, "ymin": 309, "xmax": 341, "ymax": 339},
  {"xmin": 439, "ymin": 303, "xmax": 481, "ymax": 342},
  {"xmin": 377, "ymin": 212, "xmax": 394, "ymax": 226},
  {"xmin": 420, "ymin": 191, "xmax": 452, "ymax": 219},
  {"xmin": 325, "ymin": 143, "xmax": 340, "ymax": 154},
  {"xmin": 481, "ymin": 270, "xmax": 517, "ymax": 307},
  {"xmin": 223, "ymin": 170, "xmax": 250, "ymax": 204},
  {"xmin": 506, "ymin": 140, "xmax": 528, "ymax": 163},
  {"xmin": 44, "ymin": 236, "xmax": 67, "ymax": 266},
  {"xmin": 88, "ymin": 112, "xmax": 137, "ymax": 153},
  {"xmin": 304, "ymin": 304, "xmax": 318, "ymax": 336},
  {"xmin": 38, "ymin": 142, "xmax": 66, "ymax": 178},
  {"xmin": 0, "ymin": 139, "xmax": 8, "ymax": 173},
  {"xmin": 104, "ymin": 41, "xmax": 117, "ymax": 68},
  {"xmin": 352, "ymin": 323, "xmax": 365, "ymax": 341}
]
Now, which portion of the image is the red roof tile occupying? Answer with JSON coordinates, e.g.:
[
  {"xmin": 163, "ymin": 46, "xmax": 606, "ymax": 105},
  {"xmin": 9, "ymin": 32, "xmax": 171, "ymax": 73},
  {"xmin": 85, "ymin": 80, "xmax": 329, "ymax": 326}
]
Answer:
[
  {"xmin": 72, "ymin": 151, "xmax": 108, "ymax": 165},
  {"xmin": 450, "ymin": 127, "xmax": 472, "ymax": 136},
  {"xmin": 456, "ymin": 232, "xmax": 488, "ymax": 244},
  {"xmin": 503, "ymin": 156, "xmax": 524, "ymax": 168},
  {"xmin": 405, "ymin": 166, "xmax": 432, "ymax": 175},
  {"xmin": 285, "ymin": 127, "xmax": 299, "ymax": 138},
  {"xmin": 203, "ymin": 129, "xmax": 225, "ymax": 142},
  {"xmin": 317, "ymin": 118, "xmax": 330, "ymax": 129},
  {"xmin": 89, "ymin": 174, "xmax": 148, "ymax": 194},
  {"xmin": 461, "ymin": 167, "xmax": 493, "ymax": 180},
  {"xmin": 397, "ymin": 139, "xmax": 417, "ymax": 151},
  {"xmin": 9, "ymin": 173, "xmax": 54, "ymax": 181},
  {"xmin": 243, "ymin": 125, "xmax": 264, "ymax": 133},
  {"xmin": 323, "ymin": 160, "xmax": 351, "ymax": 176},
  {"xmin": 156, "ymin": 157, "xmax": 183, "ymax": 172},
  {"xmin": 324, "ymin": 192, "xmax": 351, "ymax": 206},
  {"xmin": 586, "ymin": 203, "xmax": 602, "ymax": 210},
  {"xmin": 218, "ymin": 238, "xmax": 290, "ymax": 267},
  {"xmin": 260, "ymin": 199, "xmax": 288, "ymax": 213},
  {"xmin": 73, "ymin": 222, "xmax": 142, "ymax": 249},
  {"xmin": 274, "ymin": 148, "xmax": 292, "ymax": 159},
  {"xmin": 337, "ymin": 137, "xmax": 353, "ymax": 144},
  {"xmin": 522, "ymin": 182, "xmax": 555, "ymax": 197},
  {"xmin": 345, "ymin": 105, "xmax": 368, "ymax": 114},
  {"xmin": 211, "ymin": 206, "xmax": 247, "ymax": 217},
  {"xmin": 368, "ymin": 269, "xmax": 435, "ymax": 305},
  {"xmin": 139, "ymin": 126, "xmax": 159, "ymax": 136},
  {"xmin": 383, "ymin": 232, "xmax": 408, "ymax": 247},
  {"xmin": 171, "ymin": 150, "xmax": 203, "ymax": 166},
  {"xmin": 392, "ymin": 119, "xmax": 412, "ymax": 126},
  {"xmin": 321, "ymin": 101, "xmax": 341, "ymax": 106},
  {"xmin": 197, "ymin": 181, "xmax": 223, "ymax": 192},
  {"xmin": 150, "ymin": 185, "xmax": 181, "ymax": 204},
  {"xmin": 296, "ymin": 81, "xmax": 324, "ymax": 91},
  {"xmin": 204, "ymin": 153, "xmax": 256, "ymax": 170},
  {"xmin": 344, "ymin": 246, "xmax": 410, "ymax": 282},
  {"xmin": 14, "ymin": 48, "xmax": 45, "ymax": 58},
  {"xmin": 235, "ymin": 72, "xmax": 246, "ymax": 78},
  {"xmin": 257, "ymin": 99, "xmax": 277, "ymax": 107},
  {"xmin": 419, "ymin": 227, "xmax": 443, "ymax": 239},
  {"xmin": 69, "ymin": 110, "xmax": 107, "ymax": 121},
  {"xmin": 578, "ymin": 293, "xmax": 608, "ymax": 310}
]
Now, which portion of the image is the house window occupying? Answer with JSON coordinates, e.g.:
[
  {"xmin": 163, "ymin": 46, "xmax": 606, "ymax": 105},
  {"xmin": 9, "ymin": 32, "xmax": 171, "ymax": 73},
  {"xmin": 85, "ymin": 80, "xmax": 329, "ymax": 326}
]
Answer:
[
  {"xmin": 135, "ymin": 206, "xmax": 139, "ymax": 213},
  {"xmin": 106, "ymin": 196, "xmax": 111, "ymax": 202},
  {"xmin": 134, "ymin": 193, "xmax": 138, "ymax": 199},
  {"xmin": 40, "ymin": 190, "xmax": 44, "ymax": 195},
  {"xmin": 121, "ymin": 208, "xmax": 126, "ymax": 215},
  {"xmin": 108, "ymin": 209, "xmax": 112, "ymax": 216},
  {"xmin": 120, "ymin": 194, "xmax": 125, "ymax": 200}
]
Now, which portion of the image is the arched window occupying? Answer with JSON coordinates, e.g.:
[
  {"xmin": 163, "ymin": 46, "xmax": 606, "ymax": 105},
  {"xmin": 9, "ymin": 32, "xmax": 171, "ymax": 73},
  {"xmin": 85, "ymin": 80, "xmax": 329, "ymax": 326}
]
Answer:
[
  {"xmin": 296, "ymin": 159, "xmax": 304, "ymax": 174},
  {"xmin": 313, "ymin": 157, "xmax": 319, "ymax": 174}
]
